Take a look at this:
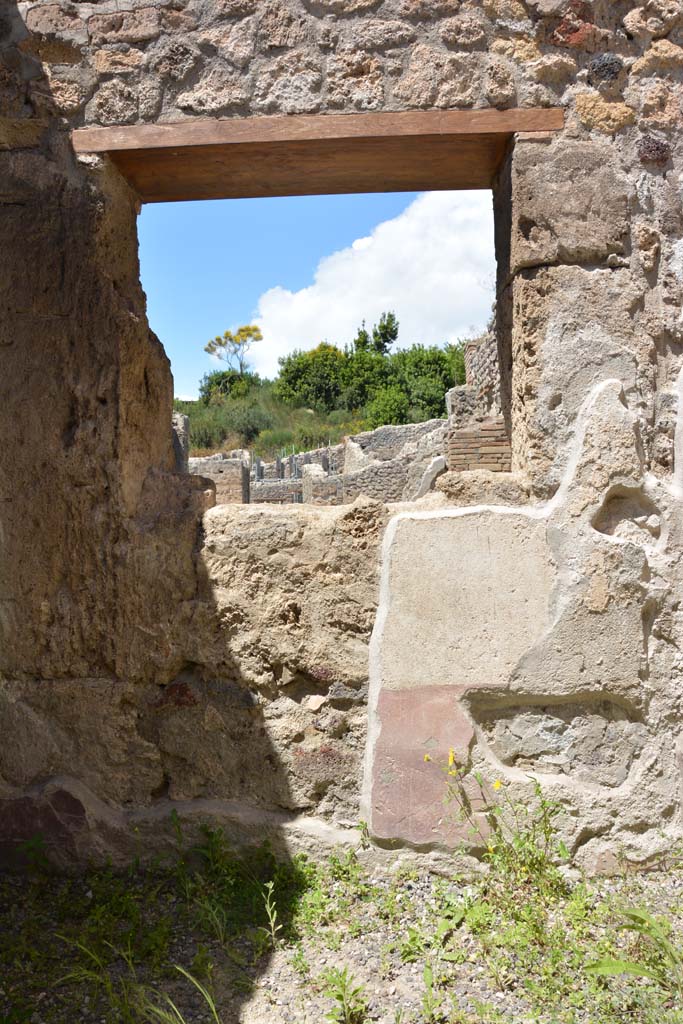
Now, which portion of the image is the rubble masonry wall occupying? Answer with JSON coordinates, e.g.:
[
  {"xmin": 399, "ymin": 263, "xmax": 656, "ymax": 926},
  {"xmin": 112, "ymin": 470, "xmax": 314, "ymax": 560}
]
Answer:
[{"xmin": 2, "ymin": 0, "xmax": 683, "ymax": 871}]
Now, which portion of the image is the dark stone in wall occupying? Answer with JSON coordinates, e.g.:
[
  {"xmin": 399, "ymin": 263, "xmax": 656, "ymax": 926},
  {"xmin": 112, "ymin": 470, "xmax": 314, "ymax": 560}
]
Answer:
[
  {"xmin": 637, "ymin": 134, "xmax": 671, "ymax": 167},
  {"xmin": 587, "ymin": 53, "xmax": 623, "ymax": 85}
]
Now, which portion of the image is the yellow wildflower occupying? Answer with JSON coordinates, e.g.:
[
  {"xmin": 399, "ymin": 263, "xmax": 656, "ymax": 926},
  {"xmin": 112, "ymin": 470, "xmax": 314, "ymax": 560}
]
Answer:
[
  {"xmin": 448, "ymin": 748, "xmax": 455, "ymax": 767},
  {"xmin": 493, "ymin": 779, "xmax": 502, "ymax": 790},
  {"xmin": 423, "ymin": 754, "xmax": 431, "ymax": 763}
]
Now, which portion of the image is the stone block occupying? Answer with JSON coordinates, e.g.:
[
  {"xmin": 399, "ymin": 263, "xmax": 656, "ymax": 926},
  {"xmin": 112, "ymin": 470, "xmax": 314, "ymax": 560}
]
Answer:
[
  {"xmin": 26, "ymin": 4, "xmax": 87, "ymax": 46},
  {"xmin": 509, "ymin": 138, "xmax": 630, "ymax": 271},
  {"xmin": 88, "ymin": 8, "xmax": 161, "ymax": 45}
]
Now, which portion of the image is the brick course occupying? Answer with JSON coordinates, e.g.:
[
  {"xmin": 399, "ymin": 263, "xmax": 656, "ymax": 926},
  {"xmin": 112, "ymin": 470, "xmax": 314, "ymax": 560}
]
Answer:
[{"xmin": 445, "ymin": 417, "xmax": 511, "ymax": 473}]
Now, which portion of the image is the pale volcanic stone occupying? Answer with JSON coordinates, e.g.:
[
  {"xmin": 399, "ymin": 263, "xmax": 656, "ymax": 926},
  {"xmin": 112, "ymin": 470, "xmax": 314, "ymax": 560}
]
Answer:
[
  {"xmin": 575, "ymin": 93, "xmax": 636, "ymax": 133},
  {"xmin": 177, "ymin": 65, "xmax": 250, "ymax": 113},
  {"xmin": 509, "ymin": 37, "xmax": 542, "ymax": 62},
  {"xmin": 257, "ymin": 0, "xmax": 311, "ymax": 50},
  {"xmin": 486, "ymin": 56, "xmax": 517, "ymax": 106},
  {"xmin": 26, "ymin": 4, "xmax": 88, "ymax": 46},
  {"xmin": 440, "ymin": 12, "xmax": 489, "ymax": 49},
  {"xmin": 302, "ymin": 0, "xmax": 381, "ymax": 12},
  {"xmin": 393, "ymin": 44, "xmax": 481, "ymax": 107},
  {"xmin": 88, "ymin": 79, "xmax": 139, "ymax": 125},
  {"xmin": 624, "ymin": 1, "xmax": 682, "ymax": 42},
  {"xmin": 635, "ymin": 222, "xmax": 661, "ymax": 271},
  {"xmin": 397, "ymin": 0, "xmax": 462, "ymax": 17},
  {"xmin": 633, "ymin": 38, "xmax": 683, "ymax": 74},
  {"xmin": 161, "ymin": 9, "xmax": 199, "ymax": 32},
  {"xmin": 253, "ymin": 50, "xmax": 323, "ymax": 112},
  {"xmin": 640, "ymin": 80, "xmax": 681, "ymax": 127},
  {"xmin": 45, "ymin": 65, "xmax": 97, "ymax": 113},
  {"xmin": 483, "ymin": 0, "xmax": 528, "ymax": 21},
  {"xmin": 348, "ymin": 18, "xmax": 417, "ymax": 50},
  {"xmin": 197, "ymin": 20, "xmax": 257, "ymax": 68},
  {"xmin": 530, "ymin": 53, "xmax": 577, "ymax": 82},
  {"xmin": 93, "ymin": 49, "xmax": 145, "ymax": 74},
  {"xmin": 207, "ymin": 0, "xmax": 258, "ymax": 15},
  {"xmin": 436, "ymin": 469, "xmax": 531, "ymax": 505},
  {"xmin": 138, "ymin": 77, "xmax": 163, "ymax": 119},
  {"xmin": 88, "ymin": 8, "xmax": 161, "ymax": 45},
  {"xmin": 527, "ymin": 0, "xmax": 569, "ymax": 12},
  {"xmin": 327, "ymin": 50, "xmax": 384, "ymax": 110},
  {"xmin": 510, "ymin": 137, "xmax": 631, "ymax": 271}
]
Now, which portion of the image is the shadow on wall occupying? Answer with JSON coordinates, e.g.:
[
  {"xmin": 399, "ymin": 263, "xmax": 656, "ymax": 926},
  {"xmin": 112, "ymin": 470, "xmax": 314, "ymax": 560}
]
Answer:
[{"xmin": 0, "ymin": 4, "xmax": 306, "ymax": 1019}]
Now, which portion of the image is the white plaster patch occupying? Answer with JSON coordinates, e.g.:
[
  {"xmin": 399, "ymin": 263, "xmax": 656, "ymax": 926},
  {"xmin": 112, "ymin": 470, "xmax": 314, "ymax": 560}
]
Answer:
[{"xmin": 377, "ymin": 513, "xmax": 555, "ymax": 692}]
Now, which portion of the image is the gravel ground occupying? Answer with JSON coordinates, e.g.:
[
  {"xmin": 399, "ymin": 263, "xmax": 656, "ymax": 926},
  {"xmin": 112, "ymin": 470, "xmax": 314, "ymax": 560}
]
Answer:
[{"xmin": 2, "ymin": 848, "xmax": 683, "ymax": 1024}]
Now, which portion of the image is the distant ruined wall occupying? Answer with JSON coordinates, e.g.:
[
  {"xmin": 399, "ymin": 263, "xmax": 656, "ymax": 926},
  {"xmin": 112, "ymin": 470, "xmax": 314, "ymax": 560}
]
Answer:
[
  {"xmin": 350, "ymin": 420, "xmax": 446, "ymax": 463},
  {"xmin": 251, "ymin": 477, "xmax": 303, "ymax": 504},
  {"xmin": 302, "ymin": 466, "xmax": 344, "ymax": 506},
  {"xmin": 250, "ymin": 420, "xmax": 448, "ymax": 507},
  {"xmin": 343, "ymin": 459, "xmax": 408, "ymax": 504},
  {"xmin": 2, "ymin": 0, "xmax": 683, "ymax": 871},
  {"xmin": 189, "ymin": 454, "xmax": 250, "ymax": 503}
]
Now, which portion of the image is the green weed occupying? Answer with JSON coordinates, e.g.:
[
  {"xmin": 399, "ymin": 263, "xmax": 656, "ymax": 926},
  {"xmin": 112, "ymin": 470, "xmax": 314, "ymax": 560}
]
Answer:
[
  {"xmin": 144, "ymin": 966, "xmax": 222, "ymax": 1024},
  {"xmin": 587, "ymin": 905, "xmax": 683, "ymax": 999},
  {"xmin": 322, "ymin": 966, "xmax": 368, "ymax": 1024}
]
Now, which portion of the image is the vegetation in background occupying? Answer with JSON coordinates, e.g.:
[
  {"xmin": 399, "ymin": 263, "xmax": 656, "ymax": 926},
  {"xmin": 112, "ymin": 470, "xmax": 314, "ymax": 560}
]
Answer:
[
  {"xmin": 204, "ymin": 324, "xmax": 263, "ymax": 376},
  {"xmin": 176, "ymin": 314, "xmax": 468, "ymax": 457}
]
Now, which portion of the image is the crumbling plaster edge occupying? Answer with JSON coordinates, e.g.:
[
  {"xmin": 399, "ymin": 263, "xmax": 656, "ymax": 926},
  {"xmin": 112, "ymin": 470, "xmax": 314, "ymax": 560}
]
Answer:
[{"xmin": 360, "ymin": 378, "xmax": 680, "ymax": 829}]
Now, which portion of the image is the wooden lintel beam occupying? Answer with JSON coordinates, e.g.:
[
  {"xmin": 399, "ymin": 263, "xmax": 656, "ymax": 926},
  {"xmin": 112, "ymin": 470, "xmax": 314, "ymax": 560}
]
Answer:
[
  {"xmin": 73, "ymin": 108, "xmax": 564, "ymax": 154},
  {"xmin": 71, "ymin": 108, "xmax": 564, "ymax": 203}
]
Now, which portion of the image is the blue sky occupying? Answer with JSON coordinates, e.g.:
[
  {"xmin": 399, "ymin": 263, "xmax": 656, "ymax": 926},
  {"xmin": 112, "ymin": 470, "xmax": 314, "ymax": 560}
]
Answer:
[{"xmin": 138, "ymin": 191, "xmax": 495, "ymax": 399}]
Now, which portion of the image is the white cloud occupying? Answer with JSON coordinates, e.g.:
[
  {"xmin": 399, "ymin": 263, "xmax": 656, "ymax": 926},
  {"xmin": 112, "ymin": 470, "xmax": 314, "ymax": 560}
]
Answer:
[{"xmin": 251, "ymin": 191, "xmax": 495, "ymax": 379}]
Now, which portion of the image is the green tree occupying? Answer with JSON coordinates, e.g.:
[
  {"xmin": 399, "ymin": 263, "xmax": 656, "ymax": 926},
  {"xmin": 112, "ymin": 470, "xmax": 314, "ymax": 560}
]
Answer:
[
  {"xmin": 366, "ymin": 385, "xmax": 410, "ymax": 428},
  {"xmin": 340, "ymin": 349, "xmax": 391, "ymax": 411},
  {"xmin": 390, "ymin": 344, "xmax": 455, "ymax": 419},
  {"xmin": 352, "ymin": 321, "xmax": 371, "ymax": 353},
  {"xmin": 205, "ymin": 324, "xmax": 263, "ymax": 375},
  {"xmin": 445, "ymin": 340, "xmax": 467, "ymax": 386},
  {"xmin": 274, "ymin": 343, "xmax": 348, "ymax": 412},
  {"xmin": 198, "ymin": 369, "xmax": 260, "ymax": 405},
  {"xmin": 371, "ymin": 311, "xmax": 399, "ymax": 356}
]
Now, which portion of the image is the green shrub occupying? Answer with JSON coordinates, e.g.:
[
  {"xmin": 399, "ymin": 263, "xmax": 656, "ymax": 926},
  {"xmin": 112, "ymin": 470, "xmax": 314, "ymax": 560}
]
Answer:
[
  {"xmin": 179, "ymin": 316, "xmax": 476, "ymax": 454},
  {"xmin": 274, "ymin": 343, "xmax": 348, "ymax": 412},
  {"xmin": 254, "ymin": 428, "xmax": 296, "ymax": 458},
  {"xmin": 365, "ymin": 387, "xmax": 410, "ymax": 428},
  {"xmin": 221, "ymin": 399, "xmax": 273, "ymax": 445},
  {"xmin": 198, "ymin": 369, "xmax": 262, "ymax": 405}
]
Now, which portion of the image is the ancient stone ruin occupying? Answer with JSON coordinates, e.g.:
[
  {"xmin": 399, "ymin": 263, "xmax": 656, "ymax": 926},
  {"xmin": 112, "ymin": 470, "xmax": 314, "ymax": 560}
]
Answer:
[
  {"xmin": 2, "ymin": 0, "xmax": 683, "ymax": 874},
  {"xmin": 186, "ymin": 331, "xmax": 509, "ymax": 508}
]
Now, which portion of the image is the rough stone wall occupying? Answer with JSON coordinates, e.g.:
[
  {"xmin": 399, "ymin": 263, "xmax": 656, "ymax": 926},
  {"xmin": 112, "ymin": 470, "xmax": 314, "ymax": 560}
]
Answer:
[
  {"xmin": 464, "ymin": 332, "xmax": 501, "ymax": 416},
  {"xmin": 279, "ymin": 443, "xmax": 346, "ymax": 478},
  {"xmin": 3, "ymin": 0, "xmax": 683, "ymax": 870},
  {"xmin": 366, "ymin": 382, "xmax": 683, "ymax": 871},
  {"xmin": 302, "ymin": 466, "xmax": 344, "ymax": 505},
  {"xmin": 343, "ymin": 459, "xmax": 408, "ymax": 504},
  {"xmin": 349, "ymin": 420, "xmax": 446, "ymax": 463},
  {"xmin": 254, "ymin": 420, "xmax": 448, "ymax": 506},
  {"xmin": 251, "ymin": 478, "xmax": 303, "ymax": 503},
  {"xmin": 189, "ymin": 454, "xmax": 250, "ymax": 503},
  {"xmin": 0, "ymin": 498, "xmax": 385, "ymax": 863}
]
